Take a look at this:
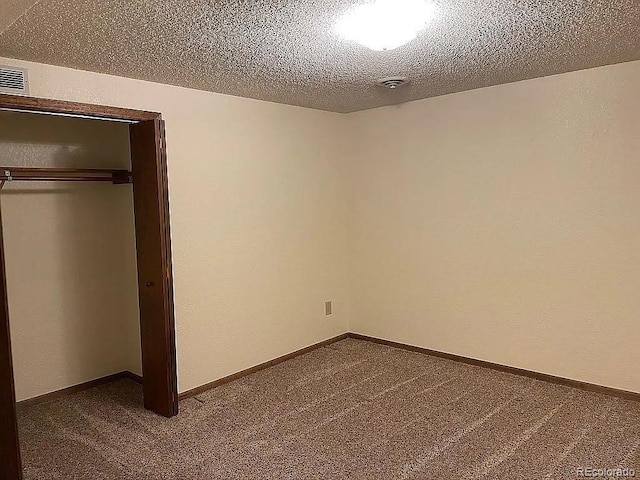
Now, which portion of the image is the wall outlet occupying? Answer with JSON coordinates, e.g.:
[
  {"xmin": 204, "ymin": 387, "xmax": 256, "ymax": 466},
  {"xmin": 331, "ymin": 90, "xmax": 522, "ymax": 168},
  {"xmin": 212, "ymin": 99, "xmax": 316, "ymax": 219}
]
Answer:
[{"xmin": 325, "ymin": 301, "xmax": 333, "ymax": 316}]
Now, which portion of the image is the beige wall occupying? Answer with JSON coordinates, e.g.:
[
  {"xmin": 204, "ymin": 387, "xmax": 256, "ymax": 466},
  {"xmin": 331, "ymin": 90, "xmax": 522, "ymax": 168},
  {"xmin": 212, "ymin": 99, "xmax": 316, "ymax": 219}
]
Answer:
[
  {"xmin": 347, "ymin": 60, "xmax": 640, "ymax": 394},
  {"xmin": 0, "ymin": 57, "xmax": 351, "ymax": 398},
  {"xmin": 2, "ymin": 55, "xmax": 639, "ymax": 399},
  {"xmin": 0, "ymin": 111, "xmax": 142, "ymax": 401}
]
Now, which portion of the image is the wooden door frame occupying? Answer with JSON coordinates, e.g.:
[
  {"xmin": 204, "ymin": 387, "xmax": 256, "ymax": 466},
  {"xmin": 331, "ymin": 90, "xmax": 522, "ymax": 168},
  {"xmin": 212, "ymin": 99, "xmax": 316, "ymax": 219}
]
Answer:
[{"xmin": 0, "ymin": 94, "xmax": 179, "ymax": 480}]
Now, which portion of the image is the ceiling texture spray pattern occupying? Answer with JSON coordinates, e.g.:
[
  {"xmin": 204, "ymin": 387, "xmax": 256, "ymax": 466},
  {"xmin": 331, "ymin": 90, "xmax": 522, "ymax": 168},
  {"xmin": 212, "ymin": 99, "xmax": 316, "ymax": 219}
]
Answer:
[{"xmin": 0, "ymin": 0, "xmax": 639, "ymax": 112}]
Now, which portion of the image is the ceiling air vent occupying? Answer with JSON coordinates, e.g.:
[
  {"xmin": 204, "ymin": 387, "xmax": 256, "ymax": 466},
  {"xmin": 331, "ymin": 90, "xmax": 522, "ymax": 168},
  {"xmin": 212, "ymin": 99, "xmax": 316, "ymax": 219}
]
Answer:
[
  {"xmin": 0, "ymin": 66, "xmax": 29, "ymax": 96},
  {"xmin": 376, "ymin": 77, "xmax": 409, "ymax": 89}
]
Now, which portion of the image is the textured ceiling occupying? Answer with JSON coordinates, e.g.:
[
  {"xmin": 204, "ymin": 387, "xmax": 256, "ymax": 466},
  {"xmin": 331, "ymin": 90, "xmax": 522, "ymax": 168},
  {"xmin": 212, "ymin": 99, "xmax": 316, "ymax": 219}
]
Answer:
[
  {"xmin": 0, "ymin": 0, "xmax": 639, "ymax": 113},
  {"xmin": 0, "ymin": 0, "xmax": 39, "ymax": 33}
]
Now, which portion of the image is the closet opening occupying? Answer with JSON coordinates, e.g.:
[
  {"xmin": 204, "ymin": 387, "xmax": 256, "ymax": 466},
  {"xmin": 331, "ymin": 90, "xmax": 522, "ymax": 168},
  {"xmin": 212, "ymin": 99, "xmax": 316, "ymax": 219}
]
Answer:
[{"xmin": 0, "ymin": 94, "xmax": 178, "ymax": 480}]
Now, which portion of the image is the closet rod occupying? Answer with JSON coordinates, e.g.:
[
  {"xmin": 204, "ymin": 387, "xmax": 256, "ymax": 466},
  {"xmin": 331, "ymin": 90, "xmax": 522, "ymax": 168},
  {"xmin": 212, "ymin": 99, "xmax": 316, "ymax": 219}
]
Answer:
[{"xmin": 0, "ymin": 167, "xmax": 132, "ymax": 184}]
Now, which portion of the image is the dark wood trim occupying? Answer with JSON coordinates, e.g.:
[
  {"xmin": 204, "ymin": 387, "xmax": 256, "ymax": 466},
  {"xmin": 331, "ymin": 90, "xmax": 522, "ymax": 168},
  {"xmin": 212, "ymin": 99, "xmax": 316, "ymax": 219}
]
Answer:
[
  {"xmin": 348, "ymin": 333, "xmax": 640, "ymax": 402},
  {"xmin": 130, "ymin": 119, "xmax": 178, "ymax": 417},
  {"xmin": 0, "ymin": 201, "xmax": 23, "ymax": 480},
  {"xmin": 12, "ymin": 332, "xmax": 640, "ymax": 410},
  {"xmin": 123, "ymin": 370, "xmax": 144, "ymax": 384},
  {"xmin": 13, "ymin": 332, "xmax": 351, "ymax": 408},
  {"xmin": 179, "ymin": 334, "xmax": 349, "ymax": 400},
  {"xmin": 0, "ymin": 94, "xmax": 160, "ymax": 122},
  {"xmin": 16, "ymin": 371, "xmax": 143, "ymax": 409}
]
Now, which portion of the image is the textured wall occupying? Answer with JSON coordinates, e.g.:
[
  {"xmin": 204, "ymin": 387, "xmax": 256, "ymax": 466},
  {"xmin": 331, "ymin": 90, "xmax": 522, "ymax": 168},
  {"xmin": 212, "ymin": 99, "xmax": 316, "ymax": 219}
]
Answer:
[
  {"xmin": 0, "ymin": 111, "xmax": 142, "ymax": 401},
  {"xmin": 0, "ymin": 57, "xmax": 351, "ymax": 397},
  {"xmin": 347, "ymin": 60, "xmax": 640, "ymax": 394}
]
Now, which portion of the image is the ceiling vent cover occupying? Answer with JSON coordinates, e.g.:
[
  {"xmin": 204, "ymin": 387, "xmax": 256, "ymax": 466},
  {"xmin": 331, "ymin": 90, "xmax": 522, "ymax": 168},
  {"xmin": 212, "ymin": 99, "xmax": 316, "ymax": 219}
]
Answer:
[
  {"xmin": 377, "ymin": 77, "xmax": 409, "ymax": 89},
  {"xmin": 0, "ymin": 66, "xmax": 29, "ymax": 96}
]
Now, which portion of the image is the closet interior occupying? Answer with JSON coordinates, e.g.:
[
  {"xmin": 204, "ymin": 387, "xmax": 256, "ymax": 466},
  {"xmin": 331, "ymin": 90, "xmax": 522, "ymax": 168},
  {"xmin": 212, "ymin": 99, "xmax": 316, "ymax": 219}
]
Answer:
[
  {"xmin": 0, "ymin": 95, "xmax": 178, "ymax": 480},
  {"xmin": 0, "ymin": 110, "xmax": 142, "ymax": 405}
]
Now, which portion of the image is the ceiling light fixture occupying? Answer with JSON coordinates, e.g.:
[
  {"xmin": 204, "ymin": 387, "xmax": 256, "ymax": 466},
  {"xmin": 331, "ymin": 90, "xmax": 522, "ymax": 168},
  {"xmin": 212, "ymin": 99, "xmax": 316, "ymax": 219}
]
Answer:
[{"xmin": 335, "ymin": 0, "xmax": 437, "ymax": 52}]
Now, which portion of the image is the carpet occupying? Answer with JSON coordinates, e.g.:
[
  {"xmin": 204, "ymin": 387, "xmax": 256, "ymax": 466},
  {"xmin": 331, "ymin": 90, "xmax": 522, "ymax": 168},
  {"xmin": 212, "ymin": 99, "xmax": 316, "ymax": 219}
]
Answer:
[{"xmin": 17, "ymin": 338, "xmax": 640, "ymax": 479}]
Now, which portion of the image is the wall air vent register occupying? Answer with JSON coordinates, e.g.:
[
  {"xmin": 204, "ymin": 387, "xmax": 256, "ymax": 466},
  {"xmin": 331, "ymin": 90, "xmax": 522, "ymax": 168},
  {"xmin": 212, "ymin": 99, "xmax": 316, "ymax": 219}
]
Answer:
[{"xmin": 0, "ymin": 66, "xmax": 29, "ymax": 96}]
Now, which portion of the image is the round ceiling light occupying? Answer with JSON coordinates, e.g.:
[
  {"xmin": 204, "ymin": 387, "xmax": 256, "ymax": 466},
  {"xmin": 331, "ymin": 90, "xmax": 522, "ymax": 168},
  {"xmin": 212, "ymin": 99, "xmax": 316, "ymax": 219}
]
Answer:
[{"xmin": 335, "ymin": 0, "xmax": 437, "ymax": 52}]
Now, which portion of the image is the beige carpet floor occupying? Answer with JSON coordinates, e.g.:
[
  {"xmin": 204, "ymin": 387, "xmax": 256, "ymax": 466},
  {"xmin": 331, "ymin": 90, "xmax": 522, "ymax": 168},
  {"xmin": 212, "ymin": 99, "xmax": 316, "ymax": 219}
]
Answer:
[{"xmin": 17, "ymin": 338, "xmax": 640, "ymax": 479}]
